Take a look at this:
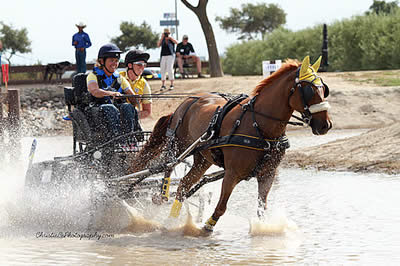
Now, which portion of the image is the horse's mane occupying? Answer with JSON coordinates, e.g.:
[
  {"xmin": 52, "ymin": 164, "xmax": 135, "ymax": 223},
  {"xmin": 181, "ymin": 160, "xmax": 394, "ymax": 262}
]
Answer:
[{"xmin": 251, "ymin": 59, "xmax": 300, "ymax": 96}]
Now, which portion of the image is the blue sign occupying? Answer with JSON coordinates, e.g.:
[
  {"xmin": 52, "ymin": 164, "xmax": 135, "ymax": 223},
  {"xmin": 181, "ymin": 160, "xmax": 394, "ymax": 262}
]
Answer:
[{"xmin": 160, "ymin": 20, "xmax": 179, "ymax": 26}]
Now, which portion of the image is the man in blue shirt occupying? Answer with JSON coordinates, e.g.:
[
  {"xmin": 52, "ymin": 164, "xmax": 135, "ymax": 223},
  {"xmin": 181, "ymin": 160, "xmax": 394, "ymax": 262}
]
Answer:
[{"xmin": 72, "ymin": 22, "xmax": 92, "ymax": 74}]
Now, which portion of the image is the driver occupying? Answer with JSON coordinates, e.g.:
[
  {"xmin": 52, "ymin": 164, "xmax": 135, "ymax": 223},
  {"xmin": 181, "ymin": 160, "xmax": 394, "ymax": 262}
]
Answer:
[{"xmin": 86, "ymin": 43, "xmax": 138, "ymax": 142}]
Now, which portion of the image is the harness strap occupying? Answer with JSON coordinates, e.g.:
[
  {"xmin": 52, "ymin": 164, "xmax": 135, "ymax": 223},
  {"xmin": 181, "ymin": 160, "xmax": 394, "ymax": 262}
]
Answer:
[
  {"xmin": 204, "ymin": 93, "xmax": 249, "ymax": 141},
  {"xmin": 191, "ymin": 134, "xmax": 289, "ymax": 157},
  {"xmin": 166, "ymin": 96, "xmax": 200, "ymax": 138}
]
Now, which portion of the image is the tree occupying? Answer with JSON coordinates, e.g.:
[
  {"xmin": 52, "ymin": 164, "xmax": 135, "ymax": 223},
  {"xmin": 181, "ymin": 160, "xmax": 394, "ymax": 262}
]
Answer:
[
  {"xmin": 365, "ymin": 0, "xmax": 399, "ymax": 15},
  {"xmin": 0, "ymin": 22, "xmax": 31, "ymax": 65},
  {"xmin": 181, "ymin": 0, "xmax": 223, "ymax": 77},
  {"xmin": 111, "ymin": 21, "xmax": 159, "ymax": 52},
  {"xmin": 216, "ymin": 3, "xmax": 286, "ymax": 40}
]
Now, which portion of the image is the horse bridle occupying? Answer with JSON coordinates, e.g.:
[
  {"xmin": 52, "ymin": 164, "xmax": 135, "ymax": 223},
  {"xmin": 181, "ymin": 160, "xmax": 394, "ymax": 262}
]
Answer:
[
  {"xmin": 289, "ymin": 70, "xmax": 331, "ymax": 125},
  {"xmin": 243, "ymin": 69, "xmax": 330, "ymax": 128}
]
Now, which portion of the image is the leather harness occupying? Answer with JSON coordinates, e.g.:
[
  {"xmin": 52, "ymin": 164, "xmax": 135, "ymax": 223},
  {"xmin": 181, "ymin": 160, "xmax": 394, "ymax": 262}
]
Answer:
[{"xmin": 166, "ymin": 92, "xmax": 290, "ymax": 168}]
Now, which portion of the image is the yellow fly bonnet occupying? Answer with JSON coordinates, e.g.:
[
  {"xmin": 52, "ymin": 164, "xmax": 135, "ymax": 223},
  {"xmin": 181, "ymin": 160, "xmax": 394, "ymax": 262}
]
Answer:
[{"xmin": 298, "ymin": 55, "xmax": 323, "ymax": 87}]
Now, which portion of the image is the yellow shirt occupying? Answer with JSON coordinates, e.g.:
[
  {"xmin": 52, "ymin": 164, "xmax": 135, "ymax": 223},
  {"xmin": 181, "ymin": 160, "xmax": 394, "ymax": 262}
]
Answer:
[{"xmin": 120, "ymin": 71, "xmax": 152, "ymax": 104}]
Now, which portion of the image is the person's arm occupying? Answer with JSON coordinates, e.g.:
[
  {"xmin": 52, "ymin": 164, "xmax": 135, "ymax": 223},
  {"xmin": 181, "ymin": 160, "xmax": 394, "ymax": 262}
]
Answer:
[
  {"xmin": 140, "ymin": 80, "xmax": 152, "ymax": 119},
  {"xmin": 72, "ymin": 34, "xmax": 77, "ymax": 47},
  {"xmin": 176, "ymin": 43, "xmax": 182, "ymax": 57},
  {"xmin": 85, "ymin": 33, "xmax": 92, "ymax": 48},
  {"xmin": 169, "ymin": 37, "xmax": 178, "ymax": 45},
  {"xmin": 157, "ymin": 33, "xmax": 164, "ymax": 47},
  {"xmin": 121, "ymin": 77, "xmax": 134, "ymax": 95},
  {"xmin": 87, "ymin": 73, "xmax": 121, "ymax": 98},
  {"xmin": 140, "ymin": 103, "xmax": 152, "ymax": 119},
  {"xmin": 189, "ymin": 43, "xmax": 195, "ymax": 53}
]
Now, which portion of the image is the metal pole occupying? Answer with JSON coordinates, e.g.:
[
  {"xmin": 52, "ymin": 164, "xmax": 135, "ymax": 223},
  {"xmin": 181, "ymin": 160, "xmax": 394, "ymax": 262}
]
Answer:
[
  {"xmin": 321, "ymin": 24, "xmax": 329, "ymax": 72},
  {"xmin": 175, "ymin": 0, "xmax": 179, "ymax": 40}
]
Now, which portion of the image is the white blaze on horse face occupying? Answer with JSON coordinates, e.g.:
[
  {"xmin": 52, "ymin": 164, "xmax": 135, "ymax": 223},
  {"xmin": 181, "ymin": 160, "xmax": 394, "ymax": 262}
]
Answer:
[{"xmin": 317, "ymin": 86, "xmax": 324, "ymax": 99}]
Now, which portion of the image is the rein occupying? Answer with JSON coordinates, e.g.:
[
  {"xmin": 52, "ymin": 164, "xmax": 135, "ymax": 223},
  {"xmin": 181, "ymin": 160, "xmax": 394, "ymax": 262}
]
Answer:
[{"xmin": 239, "ymin": 96, "xmax": 304, "ymax": 127}]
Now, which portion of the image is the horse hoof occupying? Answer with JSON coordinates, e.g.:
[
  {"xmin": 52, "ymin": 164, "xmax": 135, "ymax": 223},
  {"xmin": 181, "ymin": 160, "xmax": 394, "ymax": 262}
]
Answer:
[
  {"xmin": 152, "ymin": 194, "xmax": 168, "ymax": 205},
  {"xmin": 202, "ymin": 226, "xmax": 214, "ymax": 236}
]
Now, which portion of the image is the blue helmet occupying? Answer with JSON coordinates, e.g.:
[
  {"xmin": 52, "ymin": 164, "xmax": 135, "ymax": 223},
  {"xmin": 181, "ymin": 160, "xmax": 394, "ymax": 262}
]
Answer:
[{"xmin": 98, "ymin": 43, "xmax": 122, "ymax": 59}]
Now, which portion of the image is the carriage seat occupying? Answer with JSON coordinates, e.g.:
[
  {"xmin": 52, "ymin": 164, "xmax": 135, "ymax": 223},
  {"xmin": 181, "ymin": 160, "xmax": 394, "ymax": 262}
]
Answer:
[{"xmin": 64, "ymin": 74, "xmax": 107, "ymax": 148}]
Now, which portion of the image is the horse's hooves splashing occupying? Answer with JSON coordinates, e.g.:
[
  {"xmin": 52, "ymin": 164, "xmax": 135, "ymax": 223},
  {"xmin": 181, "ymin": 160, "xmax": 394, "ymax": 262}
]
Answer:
[{"xmin": 151, "ymin": 193, "xmax": 168, "ymax": 205}]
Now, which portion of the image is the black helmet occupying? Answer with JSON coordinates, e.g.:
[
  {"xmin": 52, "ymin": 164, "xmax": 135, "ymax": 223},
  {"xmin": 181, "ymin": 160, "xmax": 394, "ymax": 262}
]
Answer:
[
  {"xmin": 125, "ymin": 49, "xmax": 150, "ymax": 64},
  {"xmin": 98, "ymin": 43, "xmax": 122, "ymax": 59}
]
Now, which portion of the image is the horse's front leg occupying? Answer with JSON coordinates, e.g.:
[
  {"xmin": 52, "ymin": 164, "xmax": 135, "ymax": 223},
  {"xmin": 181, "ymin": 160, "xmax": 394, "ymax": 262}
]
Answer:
[
  {"xmin": 256, "ymin": 155, "xmax": 281, "ymax": 219},
  {"xmin": 169, "ymin": 154, "xmax": 211, "ymax": 218},
  {"xmin": 203, "ymin": 171, "xmax": 240, "ymax": 232},
  {"xmin": 256, "ymin": 171, "xmax": 276, "ymax": 219}
]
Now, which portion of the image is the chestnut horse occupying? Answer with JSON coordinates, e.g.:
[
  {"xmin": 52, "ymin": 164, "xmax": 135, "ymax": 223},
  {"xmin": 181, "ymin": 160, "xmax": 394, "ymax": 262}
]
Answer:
[{"xmin": 130, "ymin": 56, "xmax": 332, "ymax": 232}]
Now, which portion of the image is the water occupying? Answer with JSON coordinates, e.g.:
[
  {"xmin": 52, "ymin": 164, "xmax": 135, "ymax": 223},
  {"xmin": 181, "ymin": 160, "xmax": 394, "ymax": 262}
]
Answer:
[{"xmin": 1, "ymin": 129, "xmax": 399, "ymax": 265}]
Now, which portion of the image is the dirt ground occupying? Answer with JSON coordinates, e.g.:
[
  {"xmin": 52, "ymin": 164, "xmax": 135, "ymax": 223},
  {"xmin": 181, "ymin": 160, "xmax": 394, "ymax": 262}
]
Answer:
[{"xmin": 11, "ymin": 70, "xmax": 400, "ymax": 174}]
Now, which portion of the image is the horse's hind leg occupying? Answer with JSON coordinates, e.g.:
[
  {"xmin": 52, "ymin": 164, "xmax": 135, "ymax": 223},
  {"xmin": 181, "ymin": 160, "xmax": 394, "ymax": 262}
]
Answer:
[
  {"xmin": 203, "ymin": 171, "xmax": 240, "ymax": 232},
  {"xmin": 169, "ymin": 153, "xmax": 211, "ymax": 218}
]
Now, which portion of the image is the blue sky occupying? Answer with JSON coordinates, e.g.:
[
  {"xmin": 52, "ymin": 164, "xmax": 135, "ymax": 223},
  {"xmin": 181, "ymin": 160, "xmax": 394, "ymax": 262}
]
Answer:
[{"xmin": 1, "ymin": 0, "xmax": 374, "ymax": 65}]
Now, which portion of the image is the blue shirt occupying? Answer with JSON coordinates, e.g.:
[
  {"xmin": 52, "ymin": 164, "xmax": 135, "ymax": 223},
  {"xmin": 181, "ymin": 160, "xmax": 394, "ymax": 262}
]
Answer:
[
  {"xmin": 72, "ymin": 31, "xmax": 92, "ymax": 49},
  {"xmin": 88, "ymin": 67, "xmax": 125, "ymax": 104}
]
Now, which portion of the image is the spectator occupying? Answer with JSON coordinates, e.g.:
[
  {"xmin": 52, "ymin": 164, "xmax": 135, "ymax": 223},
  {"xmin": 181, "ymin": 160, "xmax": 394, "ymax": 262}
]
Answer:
[
  {"xmin": 157, "ymin": 28, "xmax": 178, "ymax": 91},
  {"xmin": 176, "ymin": 35, "xmax": 205, "ymax": 78},
  {"xmin": 86, "ymin": 43, "xmax": 140, "ymax": 142},
  {"xmin": 72, "ymin": 22, "xmax": 92, "ymax": 74},
  {"xmin": 119, "ymin": 49, "xmax": 152, "ymax": 119}
]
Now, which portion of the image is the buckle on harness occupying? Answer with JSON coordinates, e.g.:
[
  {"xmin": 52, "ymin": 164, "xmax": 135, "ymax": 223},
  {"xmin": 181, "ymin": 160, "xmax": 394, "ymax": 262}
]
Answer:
[
  {"xmin": 263, "ymin": 141, "xmax": 271, "ymax": 151},
  {"xmin": 201, "ymin": 130, "xmax": 215, "ymax": 142}
]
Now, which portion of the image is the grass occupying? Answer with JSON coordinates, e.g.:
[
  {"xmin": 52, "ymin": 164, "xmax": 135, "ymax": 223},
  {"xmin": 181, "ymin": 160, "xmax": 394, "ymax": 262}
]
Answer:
[{"xmin": 337, "ymin": 70, "xmax": 400, "ymax": 87}]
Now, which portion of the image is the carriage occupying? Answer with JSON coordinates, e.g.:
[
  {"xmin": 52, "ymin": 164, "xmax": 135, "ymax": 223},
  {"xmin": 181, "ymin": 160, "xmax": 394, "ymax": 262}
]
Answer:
[{"xmin": 23, "ymin": 73, "xmax": 216, "ymax": 214}]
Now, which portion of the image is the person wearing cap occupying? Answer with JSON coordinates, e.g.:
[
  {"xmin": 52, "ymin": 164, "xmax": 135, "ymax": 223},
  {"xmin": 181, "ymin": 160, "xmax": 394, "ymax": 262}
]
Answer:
[
  {"xmin": 119, "ymin": 49, "xmax": 152, "ymax": 119},
  {"xmin": 86, "ymin": 43, "xmax": 139, "ymax": 142},
  {"xmin": 72, "ymin": 22, "xmax": 92, "ymax": 74},
  {"xmin": 176, "ymin": 35, "xmax": 205, "ymax": 78},
  {"xmin": 157, "ymin": 28, "xmax": 178, "ymax": 90}
]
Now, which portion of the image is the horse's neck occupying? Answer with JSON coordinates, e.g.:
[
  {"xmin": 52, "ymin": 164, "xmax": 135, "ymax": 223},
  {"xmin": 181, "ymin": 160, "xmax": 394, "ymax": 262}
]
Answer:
[{"xmin": 253, "ymin": 83, "xmax": 293, "ymax": 138}]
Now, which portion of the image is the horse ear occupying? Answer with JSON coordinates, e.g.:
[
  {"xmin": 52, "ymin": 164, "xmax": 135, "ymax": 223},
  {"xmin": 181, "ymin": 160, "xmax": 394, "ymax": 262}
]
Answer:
[
  {"xmin": 312, "ymin": 56, "xmax": 322, "ymax": 72},
  {"xmin": 299, "ymin": 56, "xmax": 310, "ymax": 79}
]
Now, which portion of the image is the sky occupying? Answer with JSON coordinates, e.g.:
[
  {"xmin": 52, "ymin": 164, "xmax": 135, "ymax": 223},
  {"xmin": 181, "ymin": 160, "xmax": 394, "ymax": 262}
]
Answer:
[{"xmin": 0, "ymin": 0, "xmax": 374, "ymax": 65}]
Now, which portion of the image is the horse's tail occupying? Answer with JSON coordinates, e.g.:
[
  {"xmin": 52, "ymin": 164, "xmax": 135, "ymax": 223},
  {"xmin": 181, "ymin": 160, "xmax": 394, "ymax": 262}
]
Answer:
[
  {"xmin": 144, "ymin": 113, "xmax": 172, "ymax": 152},
  {"xmin": 128, "ymin": 113, "xmax": 172, "ymax": 173}
]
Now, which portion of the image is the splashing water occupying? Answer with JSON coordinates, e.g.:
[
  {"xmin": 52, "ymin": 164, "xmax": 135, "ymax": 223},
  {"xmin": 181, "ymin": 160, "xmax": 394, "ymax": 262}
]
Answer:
[
  {"xmin": 122, "ymin": 200, "xmax": 209, "ymax": 237},
  {"xmin": 249, "ymin": 210, "xmax": 298, "ymax": 236}
]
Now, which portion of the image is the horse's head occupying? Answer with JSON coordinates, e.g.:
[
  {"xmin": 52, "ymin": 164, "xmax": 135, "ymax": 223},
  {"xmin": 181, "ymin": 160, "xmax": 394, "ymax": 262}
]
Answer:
[{"xmin": 289, "ymin": 56, "xmax": 332, "ymax": 135}]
